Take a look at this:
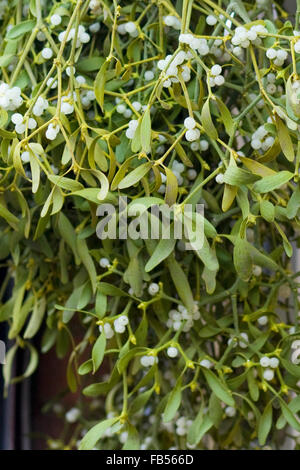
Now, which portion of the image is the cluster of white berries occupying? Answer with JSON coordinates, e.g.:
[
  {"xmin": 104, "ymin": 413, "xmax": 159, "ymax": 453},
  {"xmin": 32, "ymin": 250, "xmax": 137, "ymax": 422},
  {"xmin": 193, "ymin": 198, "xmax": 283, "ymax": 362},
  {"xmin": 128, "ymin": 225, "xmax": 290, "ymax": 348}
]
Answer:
[
  {"xmin": 99, "ymin": 315, "xmax": 129, "ymax": 337},
  {"xmin": 166, "ymin": 302, "xmax": 200, "ymax": 332},
  {"xmin": 251, "ymin": 123, "xmax": 274, "ymax": 151},
  {"xmin": 163, "ymin": 15, "xmax": 181, "ymax": 30},
  {"xmin": 179, "ymin": 34, "xmax": 209, "ymax": 56},
  {"xmin": 231, "ymin": 25, "xmax": 267, "ymax": 49},
  {"xmin": 228, "ymin": 332, "xmax": 249, "ymax": 349},
  {"xmin": 0, "ymin": 83, "xmax": 23, "ymax": 111},
  {"xmin": 148, "ymin": 282, "xmax": 160, "ymax": 296},
  {"xmin": 58, "ymin": 25, "xmax": 90, "ymax": 47},
  {"xmin": 113, "ymin": 315, "xmax": 129, "ymax": 333},
  {"xmin": 211, "ymin": 39, "xmax": 231, "ymax": 62},
  {"xmin": 140, "ymin": 354, "xmax": 158, "ymax": 367},
  {"xmin": 65, "ymin": 407, "xmax": 81, "ymax": 423},
  {"xmin": 260, "ymin": 356, "xmax": 279, "ymax": 381},
  {"xmin": 157, "ymin": 51, "xmax": 191, "ymax": 88},
  {"xmin": 190, "ymin": 139, "xmax": 209, "ymax": 153},
  {"xmin": 117, "ymin": 21, "xmax": 138, "ymax": 38},
  {"xmin": 46, "ymin": 122, "xmax": 60, "ymax": 140},
  {"xmin": 33, "ymin": 96, "xmax": 48, "ymax": 116},
  {"xmin": 61, "ymin": 93, "xmax": 75, "ymax": 115},
  {"xmin": 116, "ymin": 102, "xmax": 133, "ymax": 118},
  {"xmin": 125, "ymin": 119, "xmax": 139, "ymax": 139},
  {"xmin": 209, "ymin": 64, "xmax": 224, "ymax": 87},
  {"xmin": 265, "ymin": 72, "xmax": 283, "ymax": 96},
  {"xmin": 175, "ymin": 416, "xmax": 193, "ymax": 436},
  {"xmin": 80, "ymin": 89, "xmax": 96, "ymax": 108},
  {"xmin": 173, "ymin": 159, "xmax": 186, "ymax": 183},
  {"xmin": 11, "ymin": 113, "xmax": 37, "ymax": 134},
  {"xmin": 184, "ymin": 117, "xmax": 200, "ymax": 142},
  {"xmin": 266, "ymin": 48, "xmax": 288, "ymax": 66}
]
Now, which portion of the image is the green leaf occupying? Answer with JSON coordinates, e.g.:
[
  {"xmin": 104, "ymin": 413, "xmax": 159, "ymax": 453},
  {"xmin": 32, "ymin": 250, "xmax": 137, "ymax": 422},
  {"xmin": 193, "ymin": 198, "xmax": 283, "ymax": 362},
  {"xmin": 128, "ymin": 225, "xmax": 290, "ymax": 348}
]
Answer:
[
  {"xmin": 57, "ymin": 212, "xmax": 80, "ymax": 264},
  {"xmin": 239, "ymin": 156, "xmax": 275, "ymax": 177},
  {"xmin": 122, "ymin": 423, "xmax": 140, "ymax": 450},
  {"xmin": 131, "ymin": 119, "xmax": 142, "ymax": 153},
  {"xmin": 247, "ymin": 368, "xmax": 259, "ymax": 402},
  {"xmin": 275, "ymin": 114, "xmax": 295, "ymax": 162},
  {"xmin": 208, "ymin": 393, "xmax": 224, "ymax": 426},
  {"xmin": 129, "ymin": 387, "xmax": 153, "ymax": 415},
  {"xmin": 286, "ymin": 185, "xmax": 300, "ymax": 219},
  {"xmin": 215, "ymin": 97, "xmax": 235, "ymax": 137},
  {"xmin": 29, "ymin": 153, "xmax": 40, "ymax": 194},
  {"xmin": 78, "ymin": 359, "xmax": 93, "ymax": 375},
  {"xmin": 92, "ymin": 331, "xmax": 106, "ymax": 373},
  {"xmin": 145, "ymin": 238, "xmax": 176, "ymax": 272},
  {"xmin": 163, "ymin": 377, "xmax": 182, "ymax": 422},
  {"xmin": 79, "ymin": 417, "xmax": 119, "ymax": 450},
  {"xmin": 166, "ymin": 255, "xmax": 194, "ymax": 311},
  {"xmin": 233, "ymin": 237, "xmax": 253, "ymax": 281},
  {"xmin": 77, "ymin": 238, "xmax": 97, "ymax": 293},
  {"xmin": 202, "ymin": 369, "xmax": 235, "ymax": 406},
  {"xmin": 223, "ymin": 165, "xmax": 260, "ymax": 186},
  {"xmin": 9, "ymin": 284, "xmax": 30, "ymax": 339},
  {"xmin": 0, "ymin": 202, "xmax": 20, "ymax": 230},
  {"xmin": 258, "ymin": 402, "xmax": 273, "ymax": 445},
  {"xmin": 187, "ymin": 406, "xmax": 213, "ymax": 446},
  {"xmin": 94, "ymin": 60, "xmax": 109, "ymax": 112},
  {"xmin": 135, "ymin": 311, "xmax": 148, "ymax": 345},
  {"xmin": 118, "ymin": 161, "xmax": 152, "ymax": 189},
  {"xmin": 71, "ymin": 188, "xmax": 113, "ymax": 204},
  {"xmin": 98, "ymin": 282, "xmax": 130, "ymax": 297},
  {"xmin": 48, "ymin": 175, "xmax": 84, "ymax": 192},
  {"xmin": 6, "ymin": 20, "xmax": 36, "ymax": 40},
  {"xmin": 222, "ymin": 184, "xmax": 237, "ymax": 211},
  {"xmin": 280, "ymin": 399, "xmax": 300, "ymax": 432},
  {"xmin": 260, "ymin": 199, "xmax": 275, "ymax": 222},
  {"xmin": 77, "ymin": 56, "xmax": 105, "ymax": 72},
  {"xmin": 140, "ymin": 107, "xmax": 151, "ymax": 153},
  {"xmin": 24, "ymin": 296, "xmax": 46, "ymax": 339},
  {"xmin": 201, "ymin": 99, "xmax": 218, "ymax": 139},
  {"xmin": 111, "ymin": 156, "xmax": 135, "ymax": 190},
  {"xmin": 253, "ymin": 171, "xmax": 293, "ymax": 193},
  {"xmin": 0, "ymin": 55, "xmax": 15, "ymax": 67},
  {"xmin": 164, "ymin": 167, "xmax": 178, "ymax": 206}
]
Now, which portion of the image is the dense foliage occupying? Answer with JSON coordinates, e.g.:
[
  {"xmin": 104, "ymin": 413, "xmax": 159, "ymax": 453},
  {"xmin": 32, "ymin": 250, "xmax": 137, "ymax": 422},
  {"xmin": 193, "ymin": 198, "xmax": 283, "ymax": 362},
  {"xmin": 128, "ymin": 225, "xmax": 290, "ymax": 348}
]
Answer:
[{"xmin": 1, "ymin": 0, "xmax": 300, "ymax": 450}]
